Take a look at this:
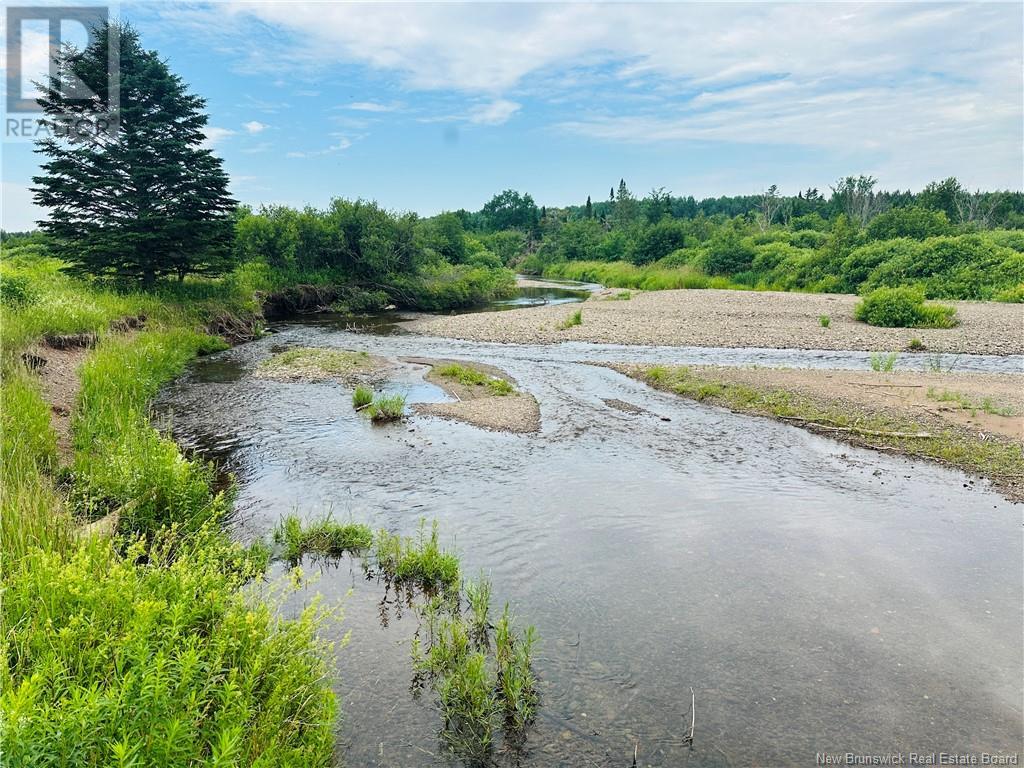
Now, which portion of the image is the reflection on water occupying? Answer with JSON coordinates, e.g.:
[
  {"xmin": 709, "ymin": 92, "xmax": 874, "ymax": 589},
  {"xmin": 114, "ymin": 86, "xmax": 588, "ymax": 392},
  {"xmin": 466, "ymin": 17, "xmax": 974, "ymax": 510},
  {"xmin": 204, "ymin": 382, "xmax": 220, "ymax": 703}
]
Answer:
[{"xmin": 158, "ymin": 325, "xmax": 1023, "ymax": 767}]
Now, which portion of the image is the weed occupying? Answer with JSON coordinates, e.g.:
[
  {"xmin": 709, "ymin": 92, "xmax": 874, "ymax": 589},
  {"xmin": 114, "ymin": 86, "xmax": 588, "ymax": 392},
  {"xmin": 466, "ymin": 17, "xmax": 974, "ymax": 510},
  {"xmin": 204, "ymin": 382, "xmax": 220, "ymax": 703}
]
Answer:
[
  {"xmin": 352, "ymin": 385, "xmax": 373, "ymax": 408},
  {"xmin": 436, "ymin": 363, "xmax": 514, "ymax": 396},
  {"xmin": 869, "ymin": 352, "xmax": 898, "ymax": 372},
  {"xmin": 465, "ymin": 574, "xmax": 493, "ymax": 649},
  {"xmin": 907, "ymin": 337, "xmax": 926, "ymax": 351},
  {"xmin": 557, "ymin": 308, "xmax": 582, "ymax": 330},
  {"xmin": 819, "ymin": 315, "xmax": 830, "ymax": 328},
  {"xmin": 926, "ymin": 388, "xmax": 1016, "ymax": 417},
  {"xmin": 367, "ymin": 393, "xmax": 406, "ymax": 422},
  {"xmin": 274, "ymin": 513, "xmax": 374, "ymax": 561},
  {"xmin": 375, "ymin": 519, "xmax": 460, "ymax": 592}
]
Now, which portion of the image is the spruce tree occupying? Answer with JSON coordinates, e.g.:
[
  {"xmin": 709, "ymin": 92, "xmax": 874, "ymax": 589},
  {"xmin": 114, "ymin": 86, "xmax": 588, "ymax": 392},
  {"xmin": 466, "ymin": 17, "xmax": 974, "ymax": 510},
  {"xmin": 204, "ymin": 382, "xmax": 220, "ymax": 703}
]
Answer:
[
  {"xmin": 585, "ymin": 195, "xmax": 593, "ymax": 219},
  {"xmin": 32, "ymin": 23, "xmax": 236, "ymax": 285}
]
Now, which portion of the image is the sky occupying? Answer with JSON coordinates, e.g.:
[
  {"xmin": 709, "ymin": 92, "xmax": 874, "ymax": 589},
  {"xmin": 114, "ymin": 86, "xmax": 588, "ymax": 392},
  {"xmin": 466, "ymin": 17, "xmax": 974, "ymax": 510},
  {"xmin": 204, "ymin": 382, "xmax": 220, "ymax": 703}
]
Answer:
[{"xmin": 2, "ymin": 1, "xmax": 1022, "ymax": 230}]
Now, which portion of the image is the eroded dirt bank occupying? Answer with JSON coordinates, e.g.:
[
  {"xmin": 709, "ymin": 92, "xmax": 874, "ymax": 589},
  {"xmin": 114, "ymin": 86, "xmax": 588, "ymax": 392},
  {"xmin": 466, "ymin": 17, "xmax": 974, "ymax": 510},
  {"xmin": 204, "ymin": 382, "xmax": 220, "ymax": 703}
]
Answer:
[{"xmin": 409, "ymin": 288, "xmax": 1024, "ymax": 355}]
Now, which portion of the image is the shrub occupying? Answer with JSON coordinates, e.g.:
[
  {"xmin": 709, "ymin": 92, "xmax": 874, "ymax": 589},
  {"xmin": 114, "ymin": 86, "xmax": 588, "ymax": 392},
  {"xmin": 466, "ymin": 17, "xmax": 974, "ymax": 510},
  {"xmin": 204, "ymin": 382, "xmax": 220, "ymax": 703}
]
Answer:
[
  {"xmin": 854, "ymin": 287, "xmax": 957, "ymax": 328},
  {"xmin": 993, "ymin": 283, "xmax": 1024, "ymax": 303},
  {"xmin": 0, "ymin": 530, "xmax": 336, "ymax": 767},
  {"xmin": 819, "ymin": 315, "xmax": 831, "ymax": 328}
]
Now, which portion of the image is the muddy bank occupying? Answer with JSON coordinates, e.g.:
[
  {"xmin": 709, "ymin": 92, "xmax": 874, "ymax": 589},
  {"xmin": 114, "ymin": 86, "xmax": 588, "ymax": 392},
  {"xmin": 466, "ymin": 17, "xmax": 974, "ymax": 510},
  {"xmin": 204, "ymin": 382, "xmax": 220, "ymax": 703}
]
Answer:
[
  {"xmin": 404, "ymin": 357, "xmax": 540, "ymax": 433},
  {"xmin": 409, "ymin": 288, "xmax": 1024, "ymax": 355},
  {"xmin": 617, "ymin": 362, "xmax": 1024, "ymax": 501}
]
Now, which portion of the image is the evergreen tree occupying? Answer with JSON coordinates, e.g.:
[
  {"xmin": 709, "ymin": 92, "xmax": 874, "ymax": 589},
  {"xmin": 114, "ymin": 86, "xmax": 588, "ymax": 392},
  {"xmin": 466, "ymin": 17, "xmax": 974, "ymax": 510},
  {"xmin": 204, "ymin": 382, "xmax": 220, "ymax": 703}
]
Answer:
[
  {"xmin": 612, "ymin": 179, "xmax": 639, "ymax": 227},
  {"xmin": 32, "ymin": 23, "xmax": 236, "ymax": 285},
  {"xmin": 585, "ymin": 196, "xmax": 593, "ymax": 219}
]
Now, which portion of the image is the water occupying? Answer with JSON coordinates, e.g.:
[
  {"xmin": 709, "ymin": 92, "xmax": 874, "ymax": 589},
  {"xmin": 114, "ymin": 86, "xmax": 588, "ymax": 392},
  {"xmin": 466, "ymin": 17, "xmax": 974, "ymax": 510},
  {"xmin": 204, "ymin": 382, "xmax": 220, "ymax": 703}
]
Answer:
[{"xmin": 159, "ymin": 321, "xmax": 1023, "ymax": 767}]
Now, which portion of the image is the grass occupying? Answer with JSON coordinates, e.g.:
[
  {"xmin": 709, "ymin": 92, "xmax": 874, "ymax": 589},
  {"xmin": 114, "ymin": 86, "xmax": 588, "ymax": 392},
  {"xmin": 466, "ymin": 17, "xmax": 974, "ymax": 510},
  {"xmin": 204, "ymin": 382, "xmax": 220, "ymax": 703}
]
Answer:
[
  {"xmin": 1, "ymin": 526, "xmax": 337, "ymax": 768},
  {"xmin": 637, "ymin": 364, "xmax": 1024, "ymax": 500},
  {"xmin": 557, "ymin": 308, "xmax": 583, "ymax": 330},
  {"xmin": 926, "ymin": 388, "xmax": 1017, "ymax": 417},
  {"xmin": 907, "ymin": 337, "xmax": 926, "ymax": 351},
  {"xmin": 869, "ymin": 352, "xmax": 898, "ymax": 372},
  {"xmin": 69, "ymin": 330, "xmax": 233, "ymax": 537},
  {"xmin": 436, "ymin": 363, "xmax": 515, "ymax": 396},
  {"xmin": 274, "ymin": 513, "xmax": 374, "ymax": 561},
  {"xmin": 413, "ymin": 576, "xmax": 537, "ymax": 762},
  {"xmin": 374, "ymin": 519, "xmax": 460, "ymax": 592},
  {"xmin": 543, "ymin": 260, "xmax": 747, "ymax": 292},
  {"xmin": 1, "ymin": 328, "xmax": 339, "ymax": 767},
  {"xmin": 258, "ymin": 347, "xmax": 374, "ymax": 380},
  {"xmin": 366, "ymin": 393, "xmax": 407, "ymax": 422},
  {"xmin": 818, "ymin": 315, "xmax": 831, "ymax": 328},
  {"xmin": 352, "ymin": 385, "xmax": 374, "ymax": 408}
]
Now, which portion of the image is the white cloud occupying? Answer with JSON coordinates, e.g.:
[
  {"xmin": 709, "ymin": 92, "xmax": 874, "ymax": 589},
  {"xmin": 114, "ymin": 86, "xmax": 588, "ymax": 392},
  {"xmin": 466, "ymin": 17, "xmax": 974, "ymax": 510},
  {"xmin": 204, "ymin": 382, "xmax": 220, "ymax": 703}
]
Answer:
[
  {"xmin": 286, "ymin": 137, "xmax": 352, "ymax": 159},
  {"xmin": 468, "ymin": 99, "xmax": 520, "ymax": 126},
  {"xmin": 174, "ymin": 2, "xmax": 1022, "ymax": 188},
  {"xmin": 345, "ymin": 101, "xmax": 400, "ymax": 113},
  {"xmin": 243, "ymin": 120, "xmax": 267, "ymax": 134},
  {"xmin": 201, "ymin": 126, "xmax": 235, "ymax": 149}
]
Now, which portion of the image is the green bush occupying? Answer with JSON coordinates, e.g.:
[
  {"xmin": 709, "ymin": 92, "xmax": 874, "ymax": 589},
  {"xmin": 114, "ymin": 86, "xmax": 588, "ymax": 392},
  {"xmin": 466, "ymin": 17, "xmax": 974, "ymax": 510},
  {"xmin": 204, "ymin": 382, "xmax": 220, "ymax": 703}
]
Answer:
[
  {"xmin": 854, "ymin": 287, "xmax": 958, "ymax": 328},
  {"xmin": 1, "ymin": 529, "xmax": 336, "ymax": 768}
]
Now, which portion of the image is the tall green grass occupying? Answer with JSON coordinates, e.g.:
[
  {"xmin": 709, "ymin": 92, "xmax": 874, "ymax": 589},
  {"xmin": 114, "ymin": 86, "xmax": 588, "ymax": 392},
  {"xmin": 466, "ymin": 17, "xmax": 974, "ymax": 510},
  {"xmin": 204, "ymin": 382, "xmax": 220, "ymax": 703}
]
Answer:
[
  {"xmin": 543, "ymin": 260, "xmax": 747, "ymax": 292},
  {"xmin": 70, "ymin": 330, "xmax": 232, "ymax": 536},
  {"xmin": 1, "ymin": 287, "xmax": 340, "ymax": 766}
]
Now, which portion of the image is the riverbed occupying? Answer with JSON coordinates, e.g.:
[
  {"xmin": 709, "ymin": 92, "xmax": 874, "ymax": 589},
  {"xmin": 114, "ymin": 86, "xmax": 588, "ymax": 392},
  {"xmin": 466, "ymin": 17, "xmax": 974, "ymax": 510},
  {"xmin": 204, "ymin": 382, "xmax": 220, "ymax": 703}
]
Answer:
[{"xmin": 159, "ymin": 312, "xmax": 1023, "ymax": 767}]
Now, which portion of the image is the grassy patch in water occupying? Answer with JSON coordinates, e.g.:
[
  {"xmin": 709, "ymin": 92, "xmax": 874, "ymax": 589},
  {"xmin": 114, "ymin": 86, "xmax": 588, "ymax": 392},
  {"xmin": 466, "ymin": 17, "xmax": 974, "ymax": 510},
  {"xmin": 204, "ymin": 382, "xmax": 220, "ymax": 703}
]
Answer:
[
  {"xmin": 413, "ymin": 576, "xmax": 538, "ymax": 762},
  {"xmin": 869, "ymin": 352, "xmax": 898, "ymax": 372},
  {"xmin": 274, "ymin": 514, "xmax": 374, "ymax": 561},
  {"xmin": 436, "ymin": 363, "xmax": 515, "ymax": 396},
  {"xmin": 258, "ymin": 347, "xmax": 374, "ymax": 380},
  {"xmin": 375, "ymin": 519, "xmax": 460, "ymax": 592},
  {"xmin": 352, "ymin": 385, "xmax": 374, "ymax": 408},
  {"xmin": 638, "ymin": 364, "xmax": 1024, "ymax": 499},
  {"xmin": 367, "ymin": 393, "xmax": 406, "ymax": 422}
]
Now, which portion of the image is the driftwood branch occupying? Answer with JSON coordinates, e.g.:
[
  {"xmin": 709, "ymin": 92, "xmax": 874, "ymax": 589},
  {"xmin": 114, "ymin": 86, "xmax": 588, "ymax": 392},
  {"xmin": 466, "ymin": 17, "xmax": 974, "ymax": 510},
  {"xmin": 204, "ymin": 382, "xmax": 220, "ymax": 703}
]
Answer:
[{"xmin": 778, "ymin": 416, "xmax": 931, "ymax": 439}]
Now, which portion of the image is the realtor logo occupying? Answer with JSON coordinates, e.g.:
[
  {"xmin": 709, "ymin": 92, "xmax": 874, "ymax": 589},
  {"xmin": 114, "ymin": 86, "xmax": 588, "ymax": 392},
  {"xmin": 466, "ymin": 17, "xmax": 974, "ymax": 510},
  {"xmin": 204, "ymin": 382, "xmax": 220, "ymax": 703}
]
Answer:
[{"xmin": 5, "ymin": 5, "xmax": 119, "ymax": 139}]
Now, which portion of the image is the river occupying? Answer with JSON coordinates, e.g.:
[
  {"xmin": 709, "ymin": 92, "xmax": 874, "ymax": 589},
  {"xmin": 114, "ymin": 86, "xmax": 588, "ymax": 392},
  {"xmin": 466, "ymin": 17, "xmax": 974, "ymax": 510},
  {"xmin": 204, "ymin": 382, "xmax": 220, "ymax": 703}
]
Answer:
[{"xmin": 158, "ymin": 298, "xmax": 1023, "ymax": 767}]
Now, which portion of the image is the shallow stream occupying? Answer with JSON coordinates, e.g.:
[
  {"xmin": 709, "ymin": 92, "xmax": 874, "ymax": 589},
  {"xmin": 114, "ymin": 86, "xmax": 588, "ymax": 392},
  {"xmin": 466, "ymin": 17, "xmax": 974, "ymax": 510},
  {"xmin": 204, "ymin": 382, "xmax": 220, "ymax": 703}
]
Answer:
[{"xmin": 159, "ymin": 308, "xmax": 1023, "ymax": 767}]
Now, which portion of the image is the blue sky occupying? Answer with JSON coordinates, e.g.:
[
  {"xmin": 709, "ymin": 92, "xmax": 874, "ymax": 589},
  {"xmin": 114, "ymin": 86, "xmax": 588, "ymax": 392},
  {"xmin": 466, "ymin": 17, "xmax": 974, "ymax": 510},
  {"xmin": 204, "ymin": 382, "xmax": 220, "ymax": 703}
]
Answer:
[{"xmin": 3, "ymin": 1, "xmax": 1022, "ymax": 230}]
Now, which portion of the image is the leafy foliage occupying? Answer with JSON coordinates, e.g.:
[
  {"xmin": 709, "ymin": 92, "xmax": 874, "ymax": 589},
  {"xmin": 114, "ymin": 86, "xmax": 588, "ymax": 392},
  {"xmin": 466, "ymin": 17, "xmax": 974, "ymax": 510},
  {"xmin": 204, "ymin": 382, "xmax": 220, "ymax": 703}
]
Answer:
[{"xmin": 855, "ymin": 287, "xmax": 958, "ymax": 328}]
